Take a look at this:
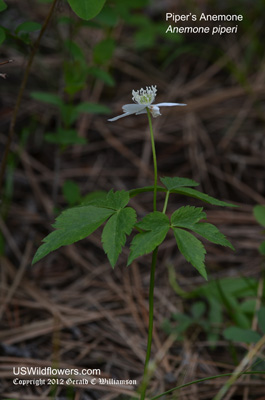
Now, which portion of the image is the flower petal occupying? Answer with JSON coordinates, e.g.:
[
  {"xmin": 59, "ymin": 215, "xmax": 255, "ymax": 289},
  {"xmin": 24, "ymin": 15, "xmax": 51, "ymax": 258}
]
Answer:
[
  {"xmin": 122, "ymin": 104, "xmax": 146, "ymax": 113},
  {"xmin": 108, "ymin": 112, "xmax": 133, "ymax": 122},
  {"xmin": 136, "ymin": 109, "xmax": 147, "ymax": 115},
  {"xmin": 155, "ymin": 103, "xmax": 186, "ymax": 107}
]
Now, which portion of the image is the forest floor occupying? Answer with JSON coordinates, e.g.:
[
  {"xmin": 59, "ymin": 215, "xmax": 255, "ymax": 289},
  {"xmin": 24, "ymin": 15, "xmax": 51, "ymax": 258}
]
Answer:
[{"xmin": 1, "ymin": 1, "xmax": 265, "ymax": 399}]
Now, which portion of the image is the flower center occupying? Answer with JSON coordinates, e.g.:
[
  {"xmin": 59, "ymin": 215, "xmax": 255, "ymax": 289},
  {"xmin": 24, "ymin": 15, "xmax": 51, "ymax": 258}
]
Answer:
[{"xmin": 132, "ymin": 85, "xmax": 157, "ymax": 105}]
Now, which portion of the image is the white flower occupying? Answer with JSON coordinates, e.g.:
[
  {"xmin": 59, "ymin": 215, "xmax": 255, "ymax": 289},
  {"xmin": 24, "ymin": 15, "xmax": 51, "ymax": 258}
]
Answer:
[{"xmin": 108, "ymin": 85, "xmax": 186, "ymax": 122}]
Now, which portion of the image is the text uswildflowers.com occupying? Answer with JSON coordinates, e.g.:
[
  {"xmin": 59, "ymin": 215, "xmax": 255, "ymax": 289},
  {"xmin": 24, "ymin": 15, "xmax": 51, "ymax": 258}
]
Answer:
[{"xmin": 13, "ymin": 367, "xmax": 101, "ymax": 376}]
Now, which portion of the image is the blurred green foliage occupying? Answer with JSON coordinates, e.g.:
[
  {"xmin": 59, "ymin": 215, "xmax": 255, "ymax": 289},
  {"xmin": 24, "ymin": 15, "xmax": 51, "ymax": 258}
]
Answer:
[
  {"xmin": 67, "ymin": 0, "xmax": 107, "ymax": 20},
  {"xmin": 164, "ymin": 266, "xmax": 265, "ymax": 347},
  {"xmin": 0, "ymin": 0, "xmax": 7, "ymax": 12},
  {"xmin": 254, "ymin": 205, "xmax": 265, "ymax": 255}
]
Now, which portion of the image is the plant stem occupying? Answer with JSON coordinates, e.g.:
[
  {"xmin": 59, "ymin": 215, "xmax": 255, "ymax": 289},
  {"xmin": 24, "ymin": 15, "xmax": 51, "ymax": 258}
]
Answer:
[
  {"xmin": 150, "ymin": 371, "xmax": 265, "ymax": 400},
  {"xmin": 162, "ymin": 191, "xmax": 169, "ymax": 214},
  {"xmin": 140, "ymin": 247, "xmax": 158, "ymax": 400},
  {"xmin": 213, "ymin": 333, "xmax": 265, "ymax": 400},
  {"xmin": 146, "ymin": 109, "xmax": 157, "ymax": 212},
  {"xmin": 140, "ymin": 111, "xmax": 159, "ymax": 400}
]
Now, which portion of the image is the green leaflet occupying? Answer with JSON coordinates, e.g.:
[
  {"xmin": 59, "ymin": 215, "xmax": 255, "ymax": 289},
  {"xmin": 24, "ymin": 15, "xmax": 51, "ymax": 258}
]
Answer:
[
  {"xmin": 259, "ymin": 241, "xmax": 265, "ymax": 255},
  {"xmin": 45, "ymin": 128, "xmax": 87, "ymax": 146},
  {"xmin": 0, "ymin": 26, "xmax": 5, "ymax": 44},
  {"xmin": 95, "ymin": 189, "xmax": 130, "ymax": 210},
  {"xmin": 170, "ymin": 187, "xmax": 236, "ymax": 207},
  {"xmin": 73, "ymin": 102, "xmax": 111, "ymax": 115},
  {"xmin": 190, "ymin": 223, "xmax": 234, "ymax": 250},
  {"xmin": 129, "ymin": 177, "xmax": 236, "ymax": 208},
  {"xmin": 257, "ymin": 307, "xmax": 265, "ymax": 334},
  {"xmin": 129, "ymin": 186, "xmax": 165, "ymax": 198},
  {"xmin": 172, "ymin": 228, "xmax": 207, "ymax": 280},
  {"xmin": 82, "ymin": 191, "xmax": 108, "ymax": 205},
  {"xmin": 67, "ymin": 0, "xmax": 106, "ymax": 20},
  {"xmin": 128, "ymin": 212, "xmax": 170, "ymax": 265},
  {"xmin": 33, "ymin": 190, "xmax": 134, "ymax": 267},
  {"xmin": 160, "ymin": 176, "xmax": 199, "ymax": 190},
  {"xmin": 208, "ymin": 296, "xmax": 222, "ymax": 343},
  {"xmin": 0, "ymin": 0, "xmax": 7, "ymax": 12},
  {"xmin": 171, "ymin": 206, "xmax": 206, "ymax": 227},
  {"xmin": 102, "ymin": 207, "xmax": 136, "ymax": 267},
  {"xmin": 216, "ymin": 280, "xmax": 250, "ymax": 328},
  {"xmin": 254, "ymin": 205, "xmax": 265, "ymax": 255},
  {"xmin": 64, "ymin": 39, "xmax": 85, "ymax": 60},
  {"xmin": 15, "ymin": 21, "xmax": 41, "ymax": 34},
  {"xmin": 31, "ymin": 91, "xmax": 64, "ymax": 107},
  {"xmin": 32, "ymin": 206, "xmax": 114, "ymax": 264},
  {"xmin": 254, "ymin": 205, "xmax": 265, "ymax": 227},
  {"xmin": 171, "ymin": 206, "xmax": 234, "ymax": 250},
  {"xmin": 93, "ymin": 38, "xmax": 115, "ymax": 65},
  {"xmin": 87, "ymin": 66, "xmax": 115, "ymax": 87},
  {"xmin": 191, "ymin": 301, "xmax": 206, "ymax": 319},
  {"xmin": 223, "ymin": 327, "xmax": 261, "ymax": 344},
  {"xmin": 63, "ymin": 180, "xmax": 82, "ymax": 206},
  {"xmin": 135, "ymin": 211, "xmax": 169, "ymax": 231}
]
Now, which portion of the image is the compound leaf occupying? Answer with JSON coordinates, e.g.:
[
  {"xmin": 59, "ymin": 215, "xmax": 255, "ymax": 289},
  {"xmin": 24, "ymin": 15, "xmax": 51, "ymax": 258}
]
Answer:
[
  {"xmin": 102, "ymin": 207, "xmax": 136, "ymax": 267},
  {"xmin": 128, "ymin": 212, "xmax": 169, "ymax": 265},
  {"xmin": 173, "ymin": 228, "xmax": 207, "ymax": 280},
  {"xmin": 32, "ymin": 206, "xmax": 114, "ymax": 264}
]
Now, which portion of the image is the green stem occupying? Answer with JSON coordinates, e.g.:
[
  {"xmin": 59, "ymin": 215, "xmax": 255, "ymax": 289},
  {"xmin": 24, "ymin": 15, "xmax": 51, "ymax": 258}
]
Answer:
[
  {"xmin": 140, "ymin": 247, "xmax": 158, "ymax": 400},
  {"xmin": 150, "ymin": 371, "xmax": 265, "ymax": 400},
  {"xmin": 146, "ymin": 109, "xmax": 157, "ymax": 212},
  {"xmin": 140, "ymin": 111, "xmax": 159, "ymax": 400},
  {"xmin": 162, "ymin": 191, "xmax": 170, "ymax": 214}
]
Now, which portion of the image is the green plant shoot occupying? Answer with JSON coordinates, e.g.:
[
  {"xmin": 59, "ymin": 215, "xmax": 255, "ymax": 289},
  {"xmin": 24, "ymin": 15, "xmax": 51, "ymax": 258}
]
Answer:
[{"xmin": 32, "ymin": 85, "xmax": 235, "ymax": 399}]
